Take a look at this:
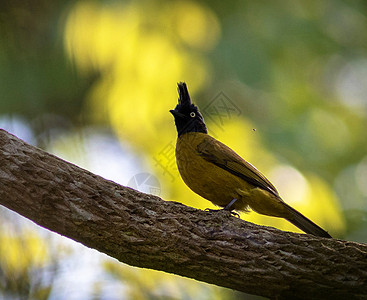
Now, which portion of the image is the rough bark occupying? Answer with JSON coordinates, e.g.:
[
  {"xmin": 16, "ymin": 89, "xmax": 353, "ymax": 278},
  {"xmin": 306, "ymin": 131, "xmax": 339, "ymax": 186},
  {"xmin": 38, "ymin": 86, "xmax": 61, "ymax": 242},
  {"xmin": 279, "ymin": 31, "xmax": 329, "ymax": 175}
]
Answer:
[{"xmin": 0, "ymin": 129, "xmax": 366, "ymax": 299}]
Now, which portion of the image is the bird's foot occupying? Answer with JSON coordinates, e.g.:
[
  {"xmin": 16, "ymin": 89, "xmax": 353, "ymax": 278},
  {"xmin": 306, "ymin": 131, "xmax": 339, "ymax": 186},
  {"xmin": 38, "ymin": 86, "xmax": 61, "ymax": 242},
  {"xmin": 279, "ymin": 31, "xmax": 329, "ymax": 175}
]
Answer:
[
  {"xmin": 205, "ymin": 199, "xmax": 240, "ymax": 218},
  {"xmin": 205, "ymin": 208, "xmax": 241, "ymax": 218}
]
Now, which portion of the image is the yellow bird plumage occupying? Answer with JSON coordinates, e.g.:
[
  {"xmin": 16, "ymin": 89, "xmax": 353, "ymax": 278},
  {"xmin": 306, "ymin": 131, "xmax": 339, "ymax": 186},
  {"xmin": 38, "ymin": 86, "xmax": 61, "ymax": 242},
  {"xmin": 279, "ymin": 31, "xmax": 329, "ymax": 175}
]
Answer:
[{"xmin": 170, "ymin": 82, "xmax": 331, "ymax": 238}]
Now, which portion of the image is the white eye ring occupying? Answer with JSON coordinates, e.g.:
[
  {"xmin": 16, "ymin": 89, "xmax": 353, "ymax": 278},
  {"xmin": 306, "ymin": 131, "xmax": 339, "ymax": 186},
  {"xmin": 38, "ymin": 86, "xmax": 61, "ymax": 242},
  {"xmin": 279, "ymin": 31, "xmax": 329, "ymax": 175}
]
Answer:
[{"xmin": 190, "ymin": 112, "xmax": 196, "ymax": 118}]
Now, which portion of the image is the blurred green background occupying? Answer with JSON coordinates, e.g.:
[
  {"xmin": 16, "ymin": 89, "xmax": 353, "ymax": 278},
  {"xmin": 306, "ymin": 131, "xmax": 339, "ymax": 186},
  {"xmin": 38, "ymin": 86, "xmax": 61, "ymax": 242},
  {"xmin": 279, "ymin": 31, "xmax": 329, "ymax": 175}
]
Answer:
[{"xmin": 1, "ymin": 0, "xmax": 366, "ymax": 299}]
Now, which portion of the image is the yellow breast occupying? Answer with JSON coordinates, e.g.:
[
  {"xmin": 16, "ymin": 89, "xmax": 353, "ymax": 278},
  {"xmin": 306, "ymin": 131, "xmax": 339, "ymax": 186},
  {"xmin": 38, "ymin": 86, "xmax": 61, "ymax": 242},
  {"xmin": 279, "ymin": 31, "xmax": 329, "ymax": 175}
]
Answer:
[{"xmin": 175, "ymin": 132, "xmax": 252, "ymax": 209}]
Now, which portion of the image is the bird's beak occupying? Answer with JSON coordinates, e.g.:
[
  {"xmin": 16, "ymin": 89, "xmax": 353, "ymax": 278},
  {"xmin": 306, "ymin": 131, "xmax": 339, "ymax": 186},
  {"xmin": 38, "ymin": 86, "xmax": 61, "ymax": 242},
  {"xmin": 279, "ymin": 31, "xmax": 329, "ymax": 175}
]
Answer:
[{"xmin": 170, "ymin": 110, "xmax": 185, "ymax": 118}]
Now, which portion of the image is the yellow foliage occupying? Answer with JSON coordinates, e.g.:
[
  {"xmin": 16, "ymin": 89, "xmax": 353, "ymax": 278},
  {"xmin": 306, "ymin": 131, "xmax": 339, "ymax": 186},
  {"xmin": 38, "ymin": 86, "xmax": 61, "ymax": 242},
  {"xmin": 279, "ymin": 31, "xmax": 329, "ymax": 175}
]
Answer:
[
  {"xmin": 170, "ymin": 1, "xmax": 221, "ymax": 50},
  {"xmin": 306, "ymin": 174, "xmax": 346, "ymax": 234},
  {"xmin": 64, "ymin": 0, "xmax": 219, "ymax": 150},
  {"xmin": 0, "ymin": 230, "xmax": 48, "ymax": 274},
  {"xmin": 103, "ymin": 261, "xmax": 224, "ymax": 300}
]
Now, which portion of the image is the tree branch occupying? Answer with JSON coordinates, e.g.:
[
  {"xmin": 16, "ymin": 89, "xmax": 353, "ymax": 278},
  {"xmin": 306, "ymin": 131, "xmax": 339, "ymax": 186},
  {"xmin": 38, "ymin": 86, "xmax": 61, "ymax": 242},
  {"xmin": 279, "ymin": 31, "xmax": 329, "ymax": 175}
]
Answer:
[{"xmin": 0, "ymin": 129, "xmax": 366, "ymax": 299}]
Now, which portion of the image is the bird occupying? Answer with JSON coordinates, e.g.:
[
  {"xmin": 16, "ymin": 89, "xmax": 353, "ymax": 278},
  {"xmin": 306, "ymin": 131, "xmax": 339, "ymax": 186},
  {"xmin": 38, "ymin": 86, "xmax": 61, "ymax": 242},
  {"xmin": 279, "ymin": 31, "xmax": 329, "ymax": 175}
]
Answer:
[{"xmin": 170, "ymin": 82, "xmax": 332, "ymax": 238}]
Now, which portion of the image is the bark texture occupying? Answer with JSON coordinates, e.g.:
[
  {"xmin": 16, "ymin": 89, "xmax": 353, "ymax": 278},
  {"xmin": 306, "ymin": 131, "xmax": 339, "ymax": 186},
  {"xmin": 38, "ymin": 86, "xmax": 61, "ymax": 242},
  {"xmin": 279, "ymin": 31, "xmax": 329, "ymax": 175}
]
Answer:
[{"xmin": 0, "ymin": 129, "xmax": 366, "ymax": 299}]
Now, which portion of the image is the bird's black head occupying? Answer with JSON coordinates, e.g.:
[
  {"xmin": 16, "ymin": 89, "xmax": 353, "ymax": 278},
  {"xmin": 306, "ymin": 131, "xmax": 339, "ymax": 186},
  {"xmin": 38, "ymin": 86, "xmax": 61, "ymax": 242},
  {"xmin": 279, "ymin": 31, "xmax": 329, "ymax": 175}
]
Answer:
[{"xmin": 170, "ymin": 82, "xmax": 208, "ymax": 137}]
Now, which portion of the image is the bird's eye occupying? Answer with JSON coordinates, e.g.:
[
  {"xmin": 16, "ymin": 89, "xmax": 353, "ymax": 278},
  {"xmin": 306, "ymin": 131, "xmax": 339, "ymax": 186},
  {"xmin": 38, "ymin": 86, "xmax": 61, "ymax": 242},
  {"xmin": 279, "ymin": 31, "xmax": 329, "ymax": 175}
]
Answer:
[{"xmin": 190, "ymin": 112, "xmax": 196, "ymax": 118}]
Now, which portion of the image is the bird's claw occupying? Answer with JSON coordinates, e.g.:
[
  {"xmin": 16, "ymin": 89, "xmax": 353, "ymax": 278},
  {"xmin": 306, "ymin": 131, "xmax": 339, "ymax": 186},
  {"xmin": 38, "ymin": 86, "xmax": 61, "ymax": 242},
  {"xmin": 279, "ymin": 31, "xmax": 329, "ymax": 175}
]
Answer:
[
  {"xmin": 204, "ymin": 208, "xmax": 240, "ymax": 218},
  {"xmin": 230, "ymin": 211, "xmax": 240, "ymax": 218}
]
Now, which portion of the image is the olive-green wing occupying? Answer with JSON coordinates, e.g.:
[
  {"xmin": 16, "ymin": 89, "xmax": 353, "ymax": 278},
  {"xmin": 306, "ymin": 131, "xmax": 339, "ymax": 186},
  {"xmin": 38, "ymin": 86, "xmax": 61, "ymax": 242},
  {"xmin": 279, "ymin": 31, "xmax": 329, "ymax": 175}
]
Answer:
[{"xmin": 197, "ymin": 137, "xmax": 279, "ymax": 198}]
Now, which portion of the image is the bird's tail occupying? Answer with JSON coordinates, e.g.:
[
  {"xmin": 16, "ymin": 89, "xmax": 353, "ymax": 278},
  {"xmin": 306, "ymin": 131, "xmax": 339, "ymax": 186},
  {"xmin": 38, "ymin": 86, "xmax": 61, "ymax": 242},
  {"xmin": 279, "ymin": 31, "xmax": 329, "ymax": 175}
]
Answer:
[{"xmin": 283, "ymin": 203, "xmax": 332, "ymax": 238}]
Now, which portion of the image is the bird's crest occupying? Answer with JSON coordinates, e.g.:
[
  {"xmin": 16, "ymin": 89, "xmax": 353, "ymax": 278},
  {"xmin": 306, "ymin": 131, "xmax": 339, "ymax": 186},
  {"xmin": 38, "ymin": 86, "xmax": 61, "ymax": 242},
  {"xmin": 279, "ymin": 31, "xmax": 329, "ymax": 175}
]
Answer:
[{"xmin": 177, "ymin": 82, "xmax": 191, "ymax": 107}]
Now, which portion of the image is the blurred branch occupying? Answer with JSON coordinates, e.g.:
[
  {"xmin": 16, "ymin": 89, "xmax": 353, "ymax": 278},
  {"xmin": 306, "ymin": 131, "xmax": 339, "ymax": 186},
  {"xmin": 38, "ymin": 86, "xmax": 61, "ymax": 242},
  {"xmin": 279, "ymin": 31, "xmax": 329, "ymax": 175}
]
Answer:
[{"xmin": 0, "ymin": 129, "xmax": 366, "ymax": 300}]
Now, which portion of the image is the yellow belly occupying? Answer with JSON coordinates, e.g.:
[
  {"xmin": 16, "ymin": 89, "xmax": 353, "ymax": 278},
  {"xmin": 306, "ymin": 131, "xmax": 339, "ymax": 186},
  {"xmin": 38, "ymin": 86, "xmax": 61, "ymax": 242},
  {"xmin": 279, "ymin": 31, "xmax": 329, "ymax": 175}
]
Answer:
[{"xmin": 175, "ymin": 133, "xmax": 252, "ymax": 210}]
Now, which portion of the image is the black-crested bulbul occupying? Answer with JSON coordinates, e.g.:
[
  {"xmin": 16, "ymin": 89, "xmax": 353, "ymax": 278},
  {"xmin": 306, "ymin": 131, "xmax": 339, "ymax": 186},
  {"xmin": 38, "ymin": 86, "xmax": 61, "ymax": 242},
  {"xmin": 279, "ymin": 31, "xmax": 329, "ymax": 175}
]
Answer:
[{"xmin": 170, "ymin": 82, "xmax": 331, "ymax": 238}]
